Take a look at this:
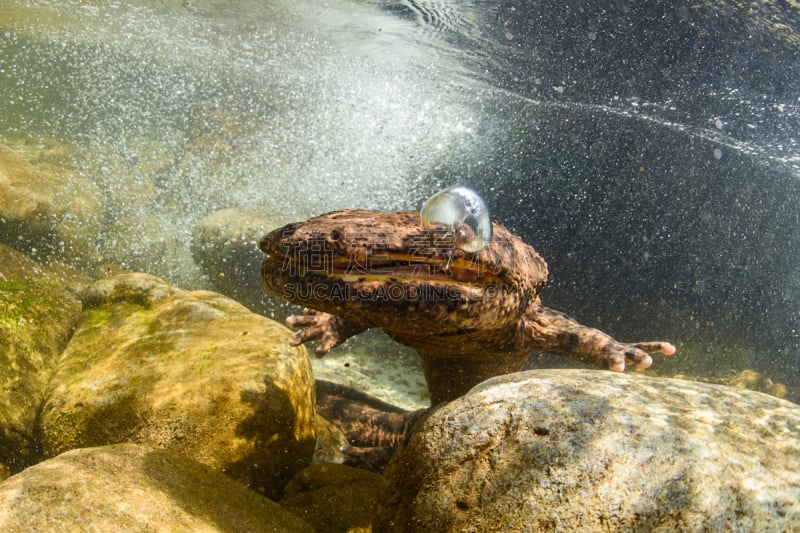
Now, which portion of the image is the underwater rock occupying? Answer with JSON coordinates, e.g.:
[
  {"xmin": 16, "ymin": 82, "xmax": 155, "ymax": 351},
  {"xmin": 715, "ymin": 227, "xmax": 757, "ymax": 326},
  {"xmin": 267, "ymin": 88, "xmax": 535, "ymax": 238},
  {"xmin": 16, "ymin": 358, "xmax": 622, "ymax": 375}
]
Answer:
[
  {"xmin": 192, "ymin": 208, "xmax": 289, "ymax": 316},
  {"xmin": 375, "ymin": 369, "xmax": 800, "ymax": 532},
  {"xmin": 40, "ymin": 272, "xmax": 316, "ymax": 499},
  {"xmin": 0, "ymin": 443, "xmax": 315, "ymax": 532},
  {"xmin": 281, "ymin": 462, "xmax": 390, "ymax": 533},
  {"xmin": 0, "ymin": 144, "xmax": 103, "ymax": 267},
  {"xmin": 725, "ymin": 369, "xmax": 789, "ymax": 399},
  {"xmin": 313, "ymin": 413, "xmax": 349, "ymax": 465},
  {"xmin": 0, "ymin": 244, "xmax": 85, "ymax": 475},
  {"xmin": 665, "ymin": 368, "xmax": 792, "ymax": 402}
]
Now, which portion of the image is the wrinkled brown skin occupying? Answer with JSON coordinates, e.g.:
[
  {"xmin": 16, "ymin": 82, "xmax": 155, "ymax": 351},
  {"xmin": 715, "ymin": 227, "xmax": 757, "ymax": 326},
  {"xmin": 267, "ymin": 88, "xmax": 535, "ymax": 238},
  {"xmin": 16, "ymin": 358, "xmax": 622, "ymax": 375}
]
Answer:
[
  {"xmin": 260, "ymin": 209, "xmax": 675, "ymax": 405},
  {"xmin": 260, "ymin": 209, "xmax": 675, "ymax": 469}
]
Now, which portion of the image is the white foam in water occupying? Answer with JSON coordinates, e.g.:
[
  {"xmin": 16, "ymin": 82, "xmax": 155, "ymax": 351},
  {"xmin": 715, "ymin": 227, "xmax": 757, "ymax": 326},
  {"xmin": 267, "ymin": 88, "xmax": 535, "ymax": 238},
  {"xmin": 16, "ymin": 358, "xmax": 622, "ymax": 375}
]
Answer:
[{"xmin": 1, "ymin": 0, "xmax": 489, "ymax": 286}]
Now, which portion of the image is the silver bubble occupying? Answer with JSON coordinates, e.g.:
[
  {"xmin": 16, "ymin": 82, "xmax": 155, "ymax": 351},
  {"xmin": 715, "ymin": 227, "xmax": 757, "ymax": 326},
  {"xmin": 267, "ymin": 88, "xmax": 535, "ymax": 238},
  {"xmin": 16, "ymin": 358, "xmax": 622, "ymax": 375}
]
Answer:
[{"xmin": 420, "ymin": 185, "xmax": 492, "ymax": 252}]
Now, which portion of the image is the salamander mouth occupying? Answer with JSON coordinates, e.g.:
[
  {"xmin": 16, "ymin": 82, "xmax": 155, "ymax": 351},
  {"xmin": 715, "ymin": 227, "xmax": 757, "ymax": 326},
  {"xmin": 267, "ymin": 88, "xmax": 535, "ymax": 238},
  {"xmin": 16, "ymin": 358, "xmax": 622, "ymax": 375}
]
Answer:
[{"xmin": 266, "ymin": 250, "xmax": 488, "ymax": 285}]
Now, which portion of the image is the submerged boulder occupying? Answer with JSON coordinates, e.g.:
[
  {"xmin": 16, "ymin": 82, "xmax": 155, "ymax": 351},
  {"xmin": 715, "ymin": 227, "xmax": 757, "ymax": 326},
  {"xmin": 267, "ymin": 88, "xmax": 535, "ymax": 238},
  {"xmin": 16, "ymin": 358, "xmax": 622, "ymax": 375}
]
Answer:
[
  {"xmin": 0, "ymin": 443, "xmax": 315, "ymax": 532},
  {"xmin": 281, "ymin": 463, "xmax": 390, "ymax": 533},
  {"xmin": 191, "ymin": 208, "xmax": 288, "ymax": 316},
  {"xmin": 40, "ymin": 273, "xmax": 316, "ymax": 498},
  {"xmin": 375, "ymin": 369, "xmax": 800, "ymax": 532},
  {"xmin": 0, "ymin": 144, "xmax": 102, "ymax": 267},
  {"xmin": 0, "ymin": 244, "xmax": 84, "ymax": 475}
]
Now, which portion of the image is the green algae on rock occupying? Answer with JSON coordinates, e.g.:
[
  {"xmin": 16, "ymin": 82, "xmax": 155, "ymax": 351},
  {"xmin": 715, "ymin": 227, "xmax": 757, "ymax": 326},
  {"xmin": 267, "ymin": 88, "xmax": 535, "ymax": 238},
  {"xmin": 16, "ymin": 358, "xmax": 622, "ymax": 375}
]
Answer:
[
  {"xmin": 0, "ymin": 244, "xmax": 84, "ymax": 476},
  {"xmin": 0, "ymin": 443, "xmax": 315, "ymax": 533},
  {"xmin": 40, "ymin": 272, "xmax": 316, "ymax": 499}
]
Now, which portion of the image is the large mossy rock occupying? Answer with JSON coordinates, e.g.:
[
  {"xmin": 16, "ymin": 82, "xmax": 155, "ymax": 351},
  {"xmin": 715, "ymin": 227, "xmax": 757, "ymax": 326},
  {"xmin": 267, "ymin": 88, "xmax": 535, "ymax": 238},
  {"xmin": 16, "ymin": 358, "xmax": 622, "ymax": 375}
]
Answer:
[
  {"xmin": 40, "ymin": 273, "xmax": 316, "ymax": 498},
  {"xmin": 375, "ymin": 369, "xmax": 800, "ymax": 532},
  {"xmin": 0, "ymin": 145, "xmax": 102, "ymax": 267},
  {"xmin": 0, "ymin": 443, "xmax": 315, "ymax": 532},
  {"xmin": 0, "ymin": 244, "xmax": 84, "ymax": 476}
]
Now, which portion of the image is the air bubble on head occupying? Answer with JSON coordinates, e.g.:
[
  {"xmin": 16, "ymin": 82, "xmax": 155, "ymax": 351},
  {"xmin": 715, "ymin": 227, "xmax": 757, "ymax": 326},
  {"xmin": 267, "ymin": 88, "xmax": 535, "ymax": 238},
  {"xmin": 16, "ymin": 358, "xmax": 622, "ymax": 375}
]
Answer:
[{"xmin": 420, "ymin": 185, "xmax": 492, "ymax": 252}]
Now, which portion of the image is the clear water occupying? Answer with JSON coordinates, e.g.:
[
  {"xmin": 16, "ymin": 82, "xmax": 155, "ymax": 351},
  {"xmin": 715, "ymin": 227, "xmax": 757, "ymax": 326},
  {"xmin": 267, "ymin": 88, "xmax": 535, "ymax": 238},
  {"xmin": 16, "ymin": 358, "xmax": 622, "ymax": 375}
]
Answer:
[{"xmin": 1, "ymin": 0, "xmax": 798, "ymax": 399}]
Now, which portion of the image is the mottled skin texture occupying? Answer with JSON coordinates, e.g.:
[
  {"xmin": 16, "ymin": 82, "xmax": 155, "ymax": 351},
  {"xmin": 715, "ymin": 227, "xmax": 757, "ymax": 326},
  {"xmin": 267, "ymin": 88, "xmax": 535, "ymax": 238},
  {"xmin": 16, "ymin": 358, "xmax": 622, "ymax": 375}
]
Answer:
[
  {"xmin": 260, "ymin": 209, "xmax": 677, "ymax": 469},
  {"xmin": 260, "ymin": 209, "xmax": 675, "ymax": 407}
]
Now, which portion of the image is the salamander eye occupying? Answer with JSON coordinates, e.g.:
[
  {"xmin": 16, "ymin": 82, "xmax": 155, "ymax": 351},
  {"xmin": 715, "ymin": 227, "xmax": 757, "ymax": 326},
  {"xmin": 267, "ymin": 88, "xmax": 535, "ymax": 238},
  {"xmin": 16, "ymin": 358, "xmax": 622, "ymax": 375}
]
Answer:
[
  {"xmin": 420, "ymin": 185, "xmax": 492, "ymax": 252},
  {"xmin": 452, "ymin": 223, "xmax": 477, "ymax": 248}
]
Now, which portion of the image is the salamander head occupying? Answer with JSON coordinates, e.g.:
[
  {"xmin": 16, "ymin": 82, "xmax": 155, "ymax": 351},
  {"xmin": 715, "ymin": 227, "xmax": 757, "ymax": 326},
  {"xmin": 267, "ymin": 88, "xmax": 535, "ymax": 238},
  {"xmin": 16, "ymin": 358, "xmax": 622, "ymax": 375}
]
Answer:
[{"xmin": 259, "ymin": 208, "xmax": 547, "ymax": 335}]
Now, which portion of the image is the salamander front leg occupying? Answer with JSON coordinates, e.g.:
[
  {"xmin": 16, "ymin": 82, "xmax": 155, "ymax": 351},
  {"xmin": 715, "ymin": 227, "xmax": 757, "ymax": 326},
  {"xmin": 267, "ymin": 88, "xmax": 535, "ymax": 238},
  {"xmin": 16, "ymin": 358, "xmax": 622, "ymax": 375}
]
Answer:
[
  {"xmin": 524, "ymin": 299, "xmax": 676, "ymax": 371},
  {"xmin": 285, "ymin": 308, "xmax": 367, "ymax": 358}
]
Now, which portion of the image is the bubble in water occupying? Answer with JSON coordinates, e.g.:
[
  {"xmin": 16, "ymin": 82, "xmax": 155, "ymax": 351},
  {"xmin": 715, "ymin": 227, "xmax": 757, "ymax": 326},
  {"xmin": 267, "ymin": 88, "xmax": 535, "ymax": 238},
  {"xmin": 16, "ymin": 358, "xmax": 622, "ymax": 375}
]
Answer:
[{"xmin": 420, "ymin": 185, "xmax": 492, "ymax": 252}]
